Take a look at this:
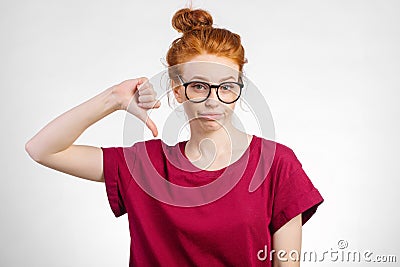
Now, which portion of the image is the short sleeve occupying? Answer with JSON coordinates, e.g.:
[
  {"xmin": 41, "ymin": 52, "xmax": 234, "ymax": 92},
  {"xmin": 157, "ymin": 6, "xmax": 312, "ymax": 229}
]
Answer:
[
  {"xmin": 269, "ymin": 148, "xmax": 324, "ymax": 235},
  {"xmin": 101, "ymin": 145, "xmax": 137, "ymax": 218}
]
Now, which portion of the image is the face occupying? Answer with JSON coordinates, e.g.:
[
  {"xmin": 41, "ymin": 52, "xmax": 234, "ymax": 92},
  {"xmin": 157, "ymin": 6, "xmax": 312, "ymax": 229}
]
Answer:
[{"xmin": 172, "ymin": 54, "xmax": 241, "ymax": 133}]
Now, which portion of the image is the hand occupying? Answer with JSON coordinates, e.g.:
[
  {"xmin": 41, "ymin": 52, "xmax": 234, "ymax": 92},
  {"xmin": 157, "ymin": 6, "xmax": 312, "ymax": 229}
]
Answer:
[{"xmin": 112, "ymin": 77, "xmax": 161, "ymax": 137}]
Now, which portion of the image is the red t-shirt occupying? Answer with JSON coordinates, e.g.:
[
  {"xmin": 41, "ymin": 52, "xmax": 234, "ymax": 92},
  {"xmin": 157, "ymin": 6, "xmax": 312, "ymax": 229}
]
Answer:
[{"xmin": 101, "ymin": 135, "xmax": 324, "ymax": 266}]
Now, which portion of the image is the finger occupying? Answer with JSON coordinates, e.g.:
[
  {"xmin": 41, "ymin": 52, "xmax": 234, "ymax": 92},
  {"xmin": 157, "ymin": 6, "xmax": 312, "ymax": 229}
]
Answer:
[
  {"xmin": 153, "ymin": 99, "xmax": 161, "ymax": 108},
  {"xmin": 138, "ymin": 95, "xmax": 155, "ymax": 103},
  {"xmin": 138, "ymin": 86, "xmax": 156, "ymax": 96},
  {"xmin": 138, "ymin": 100, "xmax": 161, "ymax": 109},
  {"xmin": 135, "ymin": 109, "xmax": 158, "ymax": 137},
  {"xmin": 145, "ymin": 117, "xmax": 158, "ymax": 137},
  {"xmin": 138, "ymin": 84, "xmax": 156, "ymax": 98},
  {"xmin": 138, "ymin": 115, "xmax": 158, "ymax": 137},
  {"xmin": 136, "ymin": 77, "xmax": 148, "ymax": 86},
  {"xmin": 137, "ymin": 78, "xmax": 150, "ymax": 91}
]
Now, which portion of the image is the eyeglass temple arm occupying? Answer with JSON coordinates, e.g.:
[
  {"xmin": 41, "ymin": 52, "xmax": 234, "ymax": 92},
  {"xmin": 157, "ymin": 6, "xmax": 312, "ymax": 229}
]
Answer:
[{"xmin": 177, "ymin": 75, "xmax": 184, "ymax": 85}]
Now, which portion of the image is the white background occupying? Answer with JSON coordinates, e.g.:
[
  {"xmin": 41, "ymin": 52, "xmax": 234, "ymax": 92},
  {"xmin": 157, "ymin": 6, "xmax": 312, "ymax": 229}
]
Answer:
[{"xmin": 1, "ymin": 0, "xmax": 399, "ymax": 266}]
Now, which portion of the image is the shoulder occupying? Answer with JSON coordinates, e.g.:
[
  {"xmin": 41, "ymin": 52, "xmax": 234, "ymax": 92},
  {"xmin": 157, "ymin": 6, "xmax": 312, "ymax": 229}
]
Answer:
[
  {"xmin": 255, "ymin": 136, "xmax": 302, "ymax": 171},
  {"xmin": 256, "ymin": 136, "xmax": 298, "ymax": 160},
  {"xmin": 131, "ymin": 138, "xmax": 162, "ymax": 149},
  {"xmin": 104, "ymin": 139, "xmax": 164, "ymax": 161}
]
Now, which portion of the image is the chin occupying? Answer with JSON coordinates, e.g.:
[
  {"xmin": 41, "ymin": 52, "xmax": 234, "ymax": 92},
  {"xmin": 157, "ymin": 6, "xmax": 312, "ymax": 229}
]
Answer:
[{"xmin": 199, "ymin": 116, "xmax": 227, "ymax": 131}]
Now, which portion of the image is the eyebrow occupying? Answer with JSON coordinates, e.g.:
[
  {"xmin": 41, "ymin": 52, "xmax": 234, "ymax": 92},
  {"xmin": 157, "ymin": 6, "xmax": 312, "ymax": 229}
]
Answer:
[{"xmin": 188, "ymin": 75, "xmax": 237, "ymax": 82}]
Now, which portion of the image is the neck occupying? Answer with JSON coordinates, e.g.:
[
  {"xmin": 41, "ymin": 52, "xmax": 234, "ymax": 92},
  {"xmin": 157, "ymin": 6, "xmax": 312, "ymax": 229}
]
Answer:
[{"xmin": 186, "ymin": 121, "xmax": 248, "ymax": 158}]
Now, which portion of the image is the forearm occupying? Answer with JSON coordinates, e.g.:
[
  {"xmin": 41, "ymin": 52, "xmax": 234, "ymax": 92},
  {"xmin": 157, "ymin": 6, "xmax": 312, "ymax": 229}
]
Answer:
[
  {"xmin": 272, "ymin": 214, "xmax": 302, "ymax": 267},
  {"xmin": 25, "ymin": 86, "xmax": 120, "ymax": 160}
]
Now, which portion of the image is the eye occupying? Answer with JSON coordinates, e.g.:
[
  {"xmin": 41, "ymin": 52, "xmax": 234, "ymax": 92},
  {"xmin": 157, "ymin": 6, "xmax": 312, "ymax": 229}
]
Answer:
[
  {"xmin": 190, "ymin": 82, "xmax": 208, "ymax": 91},
  {"xmin": 220, "ymin": 83, "xmax": 234, "ymax": 90}
]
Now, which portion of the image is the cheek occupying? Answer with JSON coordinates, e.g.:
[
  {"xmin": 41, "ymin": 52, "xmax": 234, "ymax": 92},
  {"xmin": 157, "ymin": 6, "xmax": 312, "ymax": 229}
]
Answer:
[
  {"xmin": 225, "ymin": 103, "xmax": 236, "ymax": 114},
  {"xmin": 182, "ymin": 102, "xmax": 197, "ymax": 116}
]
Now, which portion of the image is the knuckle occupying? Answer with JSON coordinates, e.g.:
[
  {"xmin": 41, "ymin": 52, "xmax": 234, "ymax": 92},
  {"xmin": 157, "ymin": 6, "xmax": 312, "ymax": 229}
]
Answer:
[{"xmin": 141, "ymin": 103, "xmax": 152, "ymax": 108}]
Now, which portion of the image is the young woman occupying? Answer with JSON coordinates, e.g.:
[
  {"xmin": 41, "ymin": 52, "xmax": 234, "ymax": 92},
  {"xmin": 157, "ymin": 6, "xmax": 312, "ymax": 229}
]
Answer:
[{"xmin": 25, "ymin": 7, "xmax": 324, "ymax": 267}]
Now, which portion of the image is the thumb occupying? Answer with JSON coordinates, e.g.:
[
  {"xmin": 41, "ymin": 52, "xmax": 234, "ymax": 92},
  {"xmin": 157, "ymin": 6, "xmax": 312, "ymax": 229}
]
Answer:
[
  {"xmin": 145, "ymin": 116, "xmax": 158, "ymax": 137},
  {"xmin": 136, "ymin": 77, "xmax": 149, "ymax": 91},
  {"xmin": 136, "ymin": 110, "xmax": 158, "ymax": 137}
]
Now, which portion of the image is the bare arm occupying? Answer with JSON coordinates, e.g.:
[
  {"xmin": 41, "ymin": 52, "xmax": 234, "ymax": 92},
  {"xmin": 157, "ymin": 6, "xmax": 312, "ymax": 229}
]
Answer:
[
  {"xmin": 25, "ymin": 78, "xmax": 160, "ymax": 182},
  {"xmin": 272, "ymin": 214, "xmax": 302, "ymax": 267}
]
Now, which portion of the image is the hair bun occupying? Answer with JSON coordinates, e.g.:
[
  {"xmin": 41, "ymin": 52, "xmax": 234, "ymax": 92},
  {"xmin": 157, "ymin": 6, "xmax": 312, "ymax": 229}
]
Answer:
[{"xmin": 172, "ymin": 8, "xmax": 213, "ymax": 34}]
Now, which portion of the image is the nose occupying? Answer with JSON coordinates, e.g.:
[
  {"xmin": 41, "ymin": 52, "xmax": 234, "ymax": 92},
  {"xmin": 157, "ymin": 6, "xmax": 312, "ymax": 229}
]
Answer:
[{"xmin": 205, "ymin": 87, "xmax": 219, "ymax": 106}]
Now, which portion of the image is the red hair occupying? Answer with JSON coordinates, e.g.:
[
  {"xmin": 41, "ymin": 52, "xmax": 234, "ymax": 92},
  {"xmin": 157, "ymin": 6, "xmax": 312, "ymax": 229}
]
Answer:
[{"xmin": 166, "ymin": 8, "xmax": 246, "ymax": 72}]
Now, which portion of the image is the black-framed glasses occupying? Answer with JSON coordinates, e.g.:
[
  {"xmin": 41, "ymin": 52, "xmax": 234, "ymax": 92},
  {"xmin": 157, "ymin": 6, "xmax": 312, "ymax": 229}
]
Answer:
[{"xmin": 178, "ymin": 75, "xmax": 244, "ymax": 104}]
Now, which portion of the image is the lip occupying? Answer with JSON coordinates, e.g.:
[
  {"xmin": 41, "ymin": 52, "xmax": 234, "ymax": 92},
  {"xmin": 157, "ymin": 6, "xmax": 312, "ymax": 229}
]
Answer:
[{"xmin": 198, "ymin": 112, "xmax": 224, "ymax": 120}]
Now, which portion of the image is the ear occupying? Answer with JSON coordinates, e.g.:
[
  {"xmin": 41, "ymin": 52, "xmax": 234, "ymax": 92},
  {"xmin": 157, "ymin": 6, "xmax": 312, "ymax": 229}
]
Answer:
[{"xmin": 171, "ymin": 79, "xmax": 184, "ymax": 103}]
